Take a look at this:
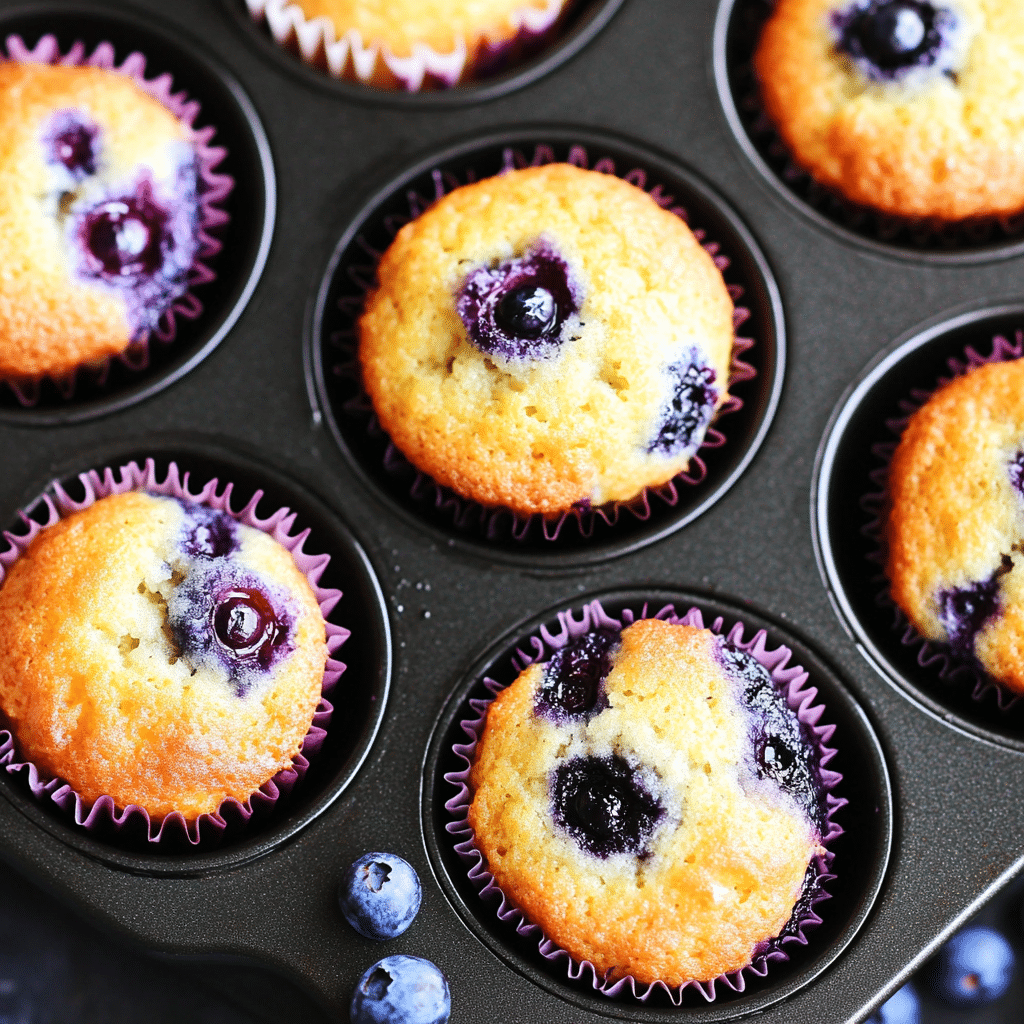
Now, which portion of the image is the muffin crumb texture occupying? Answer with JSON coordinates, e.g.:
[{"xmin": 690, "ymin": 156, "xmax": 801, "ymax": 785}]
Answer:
[
  {"xmin": 755, "ymin": 0, "xmax": 1024, "ymax": 220},
  {"xmin": 468, "ymin": 619, "xmax": 826, "ymax": 985},
  {"xmin": 359, "ymin": 164, "xmax": 734, "ymax": 516},
  {"xmin": 887, "ymin": 358, "xmax": 1024, "ymax": 692},
  {"xmin": 0, "ymin": 492, "xmax": 328, "ymax": 820},
  {"xmin": 0, "ymin": 61, "xmax": 201, "ymax": 380}
]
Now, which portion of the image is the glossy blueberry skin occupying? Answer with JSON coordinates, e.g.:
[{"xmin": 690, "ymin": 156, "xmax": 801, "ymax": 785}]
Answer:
[
  {"xmin": 535, "ymin": 628, "xmax": 619, "ymax": 723},
  {"xmin": 833, "ymin": 0, "xmax": 957, "ymax": 82},
  {"xmin": 648, "ymin": 353, "xmax": 718, "ymax": 458},
  {"xmin": 339, "ymin": 853, "xmax": 422, "ymax": 941},
  {"xmin": 865, "ymin": 982, "xmax": 920, "ymax": 1024},
  {"xmin": 350, "ymin": 955, "xmax": 450, "ymax": 1024},
  {"xmin": 937, "ymin": 556, "xmax": 1011, "ymax": 657},
  {"xmin": 928, "ymin": 926, "xmax": 1015, "ymax": 1007},
  {"xmin": 551, "ymin": 754, "xmax": 663, "ymax": 858}
]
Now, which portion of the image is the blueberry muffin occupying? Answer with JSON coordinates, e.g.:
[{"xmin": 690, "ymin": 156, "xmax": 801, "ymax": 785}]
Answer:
[
  {"xmin": 754, "ymin": 0, "xmax": 1024, "ymax": 220},
  {"xmin": 467, "ymin": 619, "xmax": 829, "ymax": 985},
  {"xmin": 887, "ymin": 358, "xmax": 1024, "ymax": 693},
  {"xmin": 0, "ymin": 61, "xmax": 204, "ymax": 381},
  {"xmin": 250, "ymin": 0, "xmax": 573, "ymax": 89},
  {"xmin": 0, "ymin": 492, "xmax": 329, "ymax": 820},
  {"xmin": 359, "ymin": 164, "xmax": 735, "ymax": 517}
]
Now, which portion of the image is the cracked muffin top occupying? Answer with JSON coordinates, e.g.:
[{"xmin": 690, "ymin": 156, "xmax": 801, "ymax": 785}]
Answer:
[{"xmin": 0, "ymin": 491, "xmax": 327, "ymax": 820}]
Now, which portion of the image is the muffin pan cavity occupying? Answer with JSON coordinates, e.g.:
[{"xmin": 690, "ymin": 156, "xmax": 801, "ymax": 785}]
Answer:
[
  {"xmin": 0, "ymin": 5, "xmax": 274, "ymax": 425},
  {"xmin": 814, "ymin": 302, "xmax": 1024, "ymax": 750},
  {"xmin": 223, "ymin": 0, "xmax": 626, "ymax": 105},
  {"xmin": 713, "ymin": 0, "xmax": 1024, "ymax": 264},
  {"xmin": 0, "ymin": 438, "xmax": 390, "ymax": 874},
  {"xmin": 422, "ymin": 589, "xmax": 891, "ymax": 1020},
  {"xmin": 308, "ymin": 127, "xmax": 784, "ymax": 568}
]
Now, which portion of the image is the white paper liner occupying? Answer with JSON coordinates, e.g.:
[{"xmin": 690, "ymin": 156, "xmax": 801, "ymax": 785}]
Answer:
[
  {"xmin": 1, "ymin": 35, "xmax": 234, "ymax": 406},
  {"xmin": 244, "ymin": 0, "xmax": 568, "ymax": 90},
  {"xmin": 444, "ymin": 598, "xmax": 846, "ymax": 1003},
  {"xmin": 0, "ymin": 459, "xmax": 348, "ymax": 847},
  {"xmin": 333, "ymin": 142, "xmax": 759, "ymax": 542},
  {"xmin": 863, "ymin": 331, "xmax": 1024, "ymax": 711}
]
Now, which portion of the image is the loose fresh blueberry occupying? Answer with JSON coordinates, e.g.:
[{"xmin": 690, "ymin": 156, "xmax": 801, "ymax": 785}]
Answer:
[
  {"xmin": 81, "ymin": 194, "xmax": 169, "ymax": 279},
  {"xmin": 928, "ymin": 926, "xmax": 1015, "ymax": 1007},
  {"xmin": 937, "ymin": 557, "xmax": 1011, "ymax": 655},
  {"xmin": 350, "ymin": 955, "xmax": 450, "ymax": 1024},
  {"xmin": 456, "ymin": 242, "xmax": 580, "ymax": 361},
  {"xmin": 647, "ymin": 352, "xmax": 718, "ymax": 458},
  {"xmin": 864, "ymin": 981, "xmax": 921, "ymax": 1024},
  {"xmin": 180, "ymin": 504, "xmax": 237, "ymax": 559},
  {"xmin": 718, "ymin": 642, "xmax": 825, "ymax": 830},
  {"xmin": 44, "ymin": 111, "xmax": 97, "ymax": 179},
  {"xmin": 833, "ymin": 1, "xmax": 958, "ymax": 82},
  {"xmin": 552, "ymin": 754, "xmax": 663, "ymax": 858},
  {"xmin": 212, "ymin": 587, "xmax": 285, "ymax": 667},
  {"xmin": 535, "ymin": 628, "xmax": 619, "ymax": 722},
  {"xmin": 340, "ymin": 852, "xmax": 422, "ymax": 940}
]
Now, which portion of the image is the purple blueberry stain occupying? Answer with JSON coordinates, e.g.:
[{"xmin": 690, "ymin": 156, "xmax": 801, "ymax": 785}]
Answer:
[
  {"xmin": 1008, "ymin": 450, "xmax": 1024, "ymax": 495},
  {"xmin": 167, "ymin": 562, "xmax": 295, "ymax": 695},
  {"xmin": 71, "ymin": 159, "xmax": 201, "ymax": 339},
  {"xmin": 551, "ymin": 754, "xmax": 663, "ymax": 858},
  {"xmin": 717, "ymin": 642, "xmax": 826, "ymax": 831},
  {"xmin": 43, "ymin": 110, "xmax": 98, "ymax": 180},
  {"xmin": 535, "ymin": 628, "xmax": 619, "ymax": 723},
  {"xmin": 937, "ymin": 556, "xmax": 1012, "ymax": 656},
  {"xmin": 647, "ymin": 349, "xmax": 718, "ymax": 458},
  {"xmin": 179, "ymin": 503, "xmax": 238, "ymax": 559},
  {"xmin": 832, "ymin": 1, "xmax": 960, "ymax": 82},
  {"xmin": 456, "ymin": 241, "xmax": 581, "ymax": 361}
]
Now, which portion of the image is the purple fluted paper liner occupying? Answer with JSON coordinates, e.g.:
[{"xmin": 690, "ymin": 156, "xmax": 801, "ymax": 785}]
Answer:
[
  {"xmin": 2, "ymin": 35, "xmax": 234, "ymax": 407},
  {"xmin": 244, "ymin": 0, "xmax": 571, "ymax": 90},
  {"xmin": 0, "ymin": 459, "xmax": 348, "ymax": 849},
  {"xmin": 333, "ymin": 142, "xmax": 758, "ymax": 544},
  {"xmin": 862, "ymin": 331, "xmax": 1024, "ymax": 712},
  {"xmin": 443, "ymin": 598, "xmax": 845, "ymax": 1004}
]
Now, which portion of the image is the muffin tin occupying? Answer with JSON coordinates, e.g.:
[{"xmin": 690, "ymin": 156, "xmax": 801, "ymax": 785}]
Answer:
[{"xmin": 1, "ymin": 0, "xmax": 1024, "ymax": 1021}]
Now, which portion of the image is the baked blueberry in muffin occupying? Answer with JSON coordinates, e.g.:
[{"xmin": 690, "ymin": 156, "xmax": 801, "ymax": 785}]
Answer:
[
  {"xmin": 887, "ymin": 358, "xmax": 1024, "ymax": 694},
  {"xmin": 0, "ymin": 61, "xmax": 206, "ymax": 382},
  {"xmin": 359, "ymin": 164, "xmax": 734, "ymax": 517},
  {"xmin": 467, "ymin": 619, "xmax": 830, "ymax": 986},
  {"xmin": 0, "ymin": 491, "xmax": 328, "ymax": 820},
  {"xmin": 754, "ymin": 0, "xmax": 1024, "ymax": 220}
]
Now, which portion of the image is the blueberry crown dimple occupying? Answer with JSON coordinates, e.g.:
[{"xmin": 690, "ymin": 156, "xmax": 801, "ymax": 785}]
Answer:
[
  {"xmin": 455, "ymin": 240, "xmax": 581, "ymax": 362},
  {"xmin": 832, "ymin": 0, "xmax": 961, "ymax": 83}
]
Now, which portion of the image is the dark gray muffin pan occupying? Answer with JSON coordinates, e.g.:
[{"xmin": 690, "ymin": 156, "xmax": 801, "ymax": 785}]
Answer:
[{"xmin": 0, "ymin": 0, "xmax": 1021, "ymax": 1021}]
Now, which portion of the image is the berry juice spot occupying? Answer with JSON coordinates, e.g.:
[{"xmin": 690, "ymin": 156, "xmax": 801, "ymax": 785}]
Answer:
[
  {"xmin": 180, "ymin": 504, "xmax": 238, "ymax": 559},
  {"xmin": 718, "ymin": 642, "xmax": 825, "ymax": 830},
  {"xmin": 937, "ymin": 557, "xmax": 1011, "ymax": 655},
  {"xmin": 551, "ymin": 755, "xmax": 663, "ymax": 858},
  {"xmin": 43, "ymin": 110, "xmax": 98, "ymax": 180},
  {"xmin": 212, "ymin": 587, "xmax": 286, "ymax": 669},
  {"xmin": 1008, "ymin": 451, "xmax": 1024, "ymax": 496},
  {"xmin": 535, "ymin": 628, "xmax": 619, "ymax": 723},
  {"xmin": 647, "ymin": 351, "xmax": 718, "ymax": 458},
  {"xmin": 168, "ymin": 565, "xmax": 294, "ymax": 694},
  {"xmin": 81, "ymin": 195, "xmax": 168, "ymax": 279},
  {"xmin": 456, "ymin": 242, "xmax": 580, "ymax": 361},
  {"xmin": 833, "ymin": 1, "xmax": 959, "ymax": 82}
]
